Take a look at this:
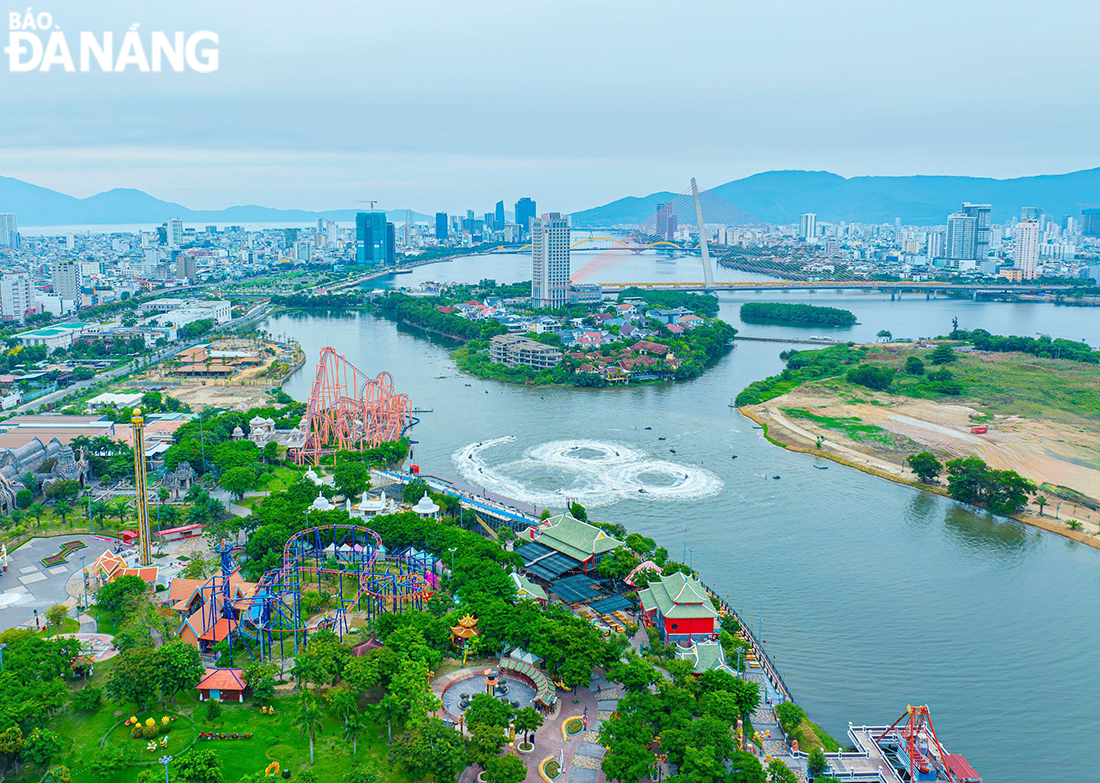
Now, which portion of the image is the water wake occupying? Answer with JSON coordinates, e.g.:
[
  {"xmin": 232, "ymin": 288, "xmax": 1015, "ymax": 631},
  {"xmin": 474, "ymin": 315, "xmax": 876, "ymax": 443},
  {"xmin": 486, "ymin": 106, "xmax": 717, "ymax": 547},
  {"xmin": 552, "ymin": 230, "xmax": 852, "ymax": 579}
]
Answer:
[{"xmin": 452, "ymin": 437, "xmax": 723, "ymax": 507}]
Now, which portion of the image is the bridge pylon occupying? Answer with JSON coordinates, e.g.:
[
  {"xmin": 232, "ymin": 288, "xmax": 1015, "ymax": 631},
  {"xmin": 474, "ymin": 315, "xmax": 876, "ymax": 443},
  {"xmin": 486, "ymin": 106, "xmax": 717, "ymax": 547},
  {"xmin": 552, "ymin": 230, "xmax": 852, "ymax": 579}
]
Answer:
[{"xmin": 691, "ymin": 177, "xmax": 715, "ymax": 289}]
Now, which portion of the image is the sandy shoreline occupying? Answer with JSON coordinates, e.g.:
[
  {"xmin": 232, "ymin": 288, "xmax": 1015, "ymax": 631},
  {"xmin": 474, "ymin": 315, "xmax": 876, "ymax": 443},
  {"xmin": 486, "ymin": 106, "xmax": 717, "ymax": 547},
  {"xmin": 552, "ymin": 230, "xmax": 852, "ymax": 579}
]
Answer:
[{"xmin": 740, "ymin": 405, "xmax": 1100, "ymax": 551}]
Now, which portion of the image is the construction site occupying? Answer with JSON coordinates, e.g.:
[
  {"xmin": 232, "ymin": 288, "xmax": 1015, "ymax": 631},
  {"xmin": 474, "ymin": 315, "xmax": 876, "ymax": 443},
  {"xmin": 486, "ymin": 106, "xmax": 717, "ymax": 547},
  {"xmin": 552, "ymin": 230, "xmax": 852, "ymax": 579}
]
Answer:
[{"xmin": 130, "ymin": 335, "xmax": 305, "ymax": 411}]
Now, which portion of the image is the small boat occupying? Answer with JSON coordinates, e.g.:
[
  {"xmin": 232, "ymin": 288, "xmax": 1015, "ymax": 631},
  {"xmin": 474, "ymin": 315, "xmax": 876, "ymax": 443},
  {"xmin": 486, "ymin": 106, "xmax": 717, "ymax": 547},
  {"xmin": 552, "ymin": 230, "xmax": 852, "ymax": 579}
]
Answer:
[
  {"xmin": 814, "ymin": 464, "xmax": 829, "ymax": 470},
  {"xmin": 728, "ymin": 398, "xmax": 736, "ymax": 408},
  {"xmin": 644, "ymin": 426, "xmax": 652, "ymax": 430},
  {"xmin": 638, "ymin": 488, "xmax": 647, "ymax": 493},
  {"xmin": 730, "ymin": 455, "xmax": 738, "ymax": 459},
  {"xmin": 669, "ymin": 448, "xmax": 676, "ymax": 454},
  {"xmin": 485, "ymin": 390, "xmax": 489, "ymax": 394},
  {"xmin": 752, "ymin": 425, "xmax": 763, "ymax": 430},
  {"xmin": 772, "ymin": 475, "xmax": 781, "ymax": 480},
  {"xmin": 465, "ymin": 383, "xmax": 471, "ymax": 387},
  {"xmin": 658, "ymin": 437, "xmax": 666, "ymax": 441}
]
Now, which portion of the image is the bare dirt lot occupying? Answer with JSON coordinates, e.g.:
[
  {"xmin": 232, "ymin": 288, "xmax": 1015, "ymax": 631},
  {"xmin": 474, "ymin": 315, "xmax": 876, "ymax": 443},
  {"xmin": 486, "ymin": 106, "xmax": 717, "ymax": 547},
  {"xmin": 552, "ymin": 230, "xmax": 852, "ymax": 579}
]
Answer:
[{"xmin": 747, "ymin": 383, "xmax": 1100, "ymax": 535}]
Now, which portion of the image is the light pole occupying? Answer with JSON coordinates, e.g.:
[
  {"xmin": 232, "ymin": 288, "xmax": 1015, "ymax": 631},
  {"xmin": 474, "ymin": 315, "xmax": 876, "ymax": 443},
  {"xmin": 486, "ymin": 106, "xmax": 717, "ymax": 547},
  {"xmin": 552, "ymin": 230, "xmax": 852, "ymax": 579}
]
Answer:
[
  {"xmin": 159, "ymin": 754, "xmax": 173, "ymax": 783},
  {"xmin": 448, "ymin": 547, "xmax": 456, "ymax": 574},
  {"xmin": 87, "ymin": 487, "xmax": 93, "ymax": 534}
]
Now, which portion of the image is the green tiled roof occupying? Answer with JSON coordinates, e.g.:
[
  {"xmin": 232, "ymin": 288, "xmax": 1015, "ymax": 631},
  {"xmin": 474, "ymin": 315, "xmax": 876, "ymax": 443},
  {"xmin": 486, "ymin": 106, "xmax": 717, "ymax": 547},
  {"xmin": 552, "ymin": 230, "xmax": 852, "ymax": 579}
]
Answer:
[
  {"xmin": 512, "ymin": 572, "xmax": 548, "ymax": 602},
  {"xmin": 675, "ymin": 641, "xmax": 735, "ymax": 675},
  {"xmin": 537, "ymin": 513, "xmax": 623, "ymax": 561},
  {"xmin": 637, "ymin": 571, "xmax": 718, "ymax": 620}
]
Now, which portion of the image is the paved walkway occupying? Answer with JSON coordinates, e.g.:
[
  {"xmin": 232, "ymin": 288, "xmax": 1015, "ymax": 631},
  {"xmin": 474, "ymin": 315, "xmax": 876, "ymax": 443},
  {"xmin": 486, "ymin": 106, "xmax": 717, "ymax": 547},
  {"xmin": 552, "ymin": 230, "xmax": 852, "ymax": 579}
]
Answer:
[{"xmin": 438, "ymin": 665, "xmax": 607, "ymax": 783}]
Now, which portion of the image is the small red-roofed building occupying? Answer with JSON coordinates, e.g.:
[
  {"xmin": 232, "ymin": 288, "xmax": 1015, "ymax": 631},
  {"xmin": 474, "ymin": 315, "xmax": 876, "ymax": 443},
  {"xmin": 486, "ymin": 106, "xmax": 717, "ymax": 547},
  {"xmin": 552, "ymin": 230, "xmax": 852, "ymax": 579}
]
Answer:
[{"xmin": 196, "ymin": 667, "xmax": 247, "ymax": 702}]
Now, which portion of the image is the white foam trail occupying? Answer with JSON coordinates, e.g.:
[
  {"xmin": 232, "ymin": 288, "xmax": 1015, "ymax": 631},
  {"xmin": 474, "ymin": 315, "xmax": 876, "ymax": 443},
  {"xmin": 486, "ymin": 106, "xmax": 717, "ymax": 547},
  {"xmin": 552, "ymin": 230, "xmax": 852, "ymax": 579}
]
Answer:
[{"xmin": 452, "ymin": 438, "xmax": 723, "ymax": 508}]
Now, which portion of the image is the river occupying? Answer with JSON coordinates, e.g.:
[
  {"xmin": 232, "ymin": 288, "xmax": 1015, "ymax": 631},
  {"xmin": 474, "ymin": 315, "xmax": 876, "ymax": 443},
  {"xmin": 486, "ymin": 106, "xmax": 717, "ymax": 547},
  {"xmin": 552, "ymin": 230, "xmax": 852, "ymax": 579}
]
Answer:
[{"xmin": 265, "ymin": 251, "xmax": 1100, "ymax": 782}]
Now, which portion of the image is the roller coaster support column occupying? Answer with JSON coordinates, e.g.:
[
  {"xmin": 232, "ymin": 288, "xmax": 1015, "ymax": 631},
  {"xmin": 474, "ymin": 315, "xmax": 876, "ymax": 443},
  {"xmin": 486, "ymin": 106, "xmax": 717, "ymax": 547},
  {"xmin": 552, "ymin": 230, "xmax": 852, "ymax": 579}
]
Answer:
[{"xmin": 691, "ymin": 177, "xmax": 715, "ymax": 289}]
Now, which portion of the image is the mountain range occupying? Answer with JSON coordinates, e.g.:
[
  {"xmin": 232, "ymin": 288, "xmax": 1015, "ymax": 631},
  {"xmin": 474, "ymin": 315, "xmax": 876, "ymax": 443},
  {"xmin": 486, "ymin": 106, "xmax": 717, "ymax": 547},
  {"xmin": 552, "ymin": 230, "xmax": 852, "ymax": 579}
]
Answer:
[
  {"xmin": 572, "ymin": 169, "xmax": 1100, "ymax": 227},
  {"xmin": 2, "ymin": 168, "xmax": 1098, "ymax": 229},
  {"xmin": 0, "ymin": 175, "xmax": 429, "ymax": 227}
]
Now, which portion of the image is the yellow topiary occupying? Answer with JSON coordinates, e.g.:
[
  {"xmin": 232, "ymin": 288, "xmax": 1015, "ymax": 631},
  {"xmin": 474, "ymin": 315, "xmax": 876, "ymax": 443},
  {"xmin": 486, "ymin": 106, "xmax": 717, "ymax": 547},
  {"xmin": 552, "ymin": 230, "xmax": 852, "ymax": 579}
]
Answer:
[{"xmin": 145, "ymin": 718, "xmax": 156, "ymax": 728}]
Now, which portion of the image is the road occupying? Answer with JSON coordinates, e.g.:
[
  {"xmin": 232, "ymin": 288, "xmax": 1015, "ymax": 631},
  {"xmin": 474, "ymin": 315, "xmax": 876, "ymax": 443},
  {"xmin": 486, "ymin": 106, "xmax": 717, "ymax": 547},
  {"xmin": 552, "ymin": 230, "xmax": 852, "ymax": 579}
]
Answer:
[{"xmin": 9, "ymin": 304, "xmax": 275, "ymax": 416}]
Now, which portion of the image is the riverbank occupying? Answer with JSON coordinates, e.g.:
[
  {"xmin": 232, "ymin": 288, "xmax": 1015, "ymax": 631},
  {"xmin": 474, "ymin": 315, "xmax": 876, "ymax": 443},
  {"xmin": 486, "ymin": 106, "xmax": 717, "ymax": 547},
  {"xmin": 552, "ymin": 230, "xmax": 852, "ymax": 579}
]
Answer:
[{"xmin": 740, "ymin": 403, "xmax": 1100, "ymax": 550}]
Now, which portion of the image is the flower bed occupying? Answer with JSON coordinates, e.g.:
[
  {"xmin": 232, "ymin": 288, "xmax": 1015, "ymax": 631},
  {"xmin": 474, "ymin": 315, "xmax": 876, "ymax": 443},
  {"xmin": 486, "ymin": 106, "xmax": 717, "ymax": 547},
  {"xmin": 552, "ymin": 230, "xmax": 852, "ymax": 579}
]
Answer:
[
  {"xmin": 41, "ymin": 539, "xmax": 86, "ymax": 566},
  {"xmin": 565, "ymin": 718, "xmax": 584, "ymax": 735},
  {"xmin": 198, "ymin": 732, "xmax": 254, "ymax": 741}
]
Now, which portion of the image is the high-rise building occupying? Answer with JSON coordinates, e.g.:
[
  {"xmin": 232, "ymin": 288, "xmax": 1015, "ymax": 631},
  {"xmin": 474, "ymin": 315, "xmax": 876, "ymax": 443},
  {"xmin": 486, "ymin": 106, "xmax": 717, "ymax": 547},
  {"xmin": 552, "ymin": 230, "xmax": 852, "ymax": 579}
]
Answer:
[
  {"xmin": 926, "ymin": 229, "xmax": 946, "ymax": 260},
  {"xmin": 385, "ymin": 222, "xmax": 396, "ymax": 265},
  {"xmin": 515, "ymin": 198, "xmax": 536, "ymax": 238},
  {"xmin": 799, "ymin": 213, "xmax": 817, "ymax": 241},
  {"xmin": 961, "ymin": 203, "xmax": 992, "ymax": 259},
  {"xmin": 315, "ymin": 218, "xmax": 326, "ymax": 248},
  {"xmin": 945, "ymin": 212, "xmax": 978, "ymax": 261},
  {"xmin": 284, "ymin": 228, "xmax": 299, "ymax": 248},
  {"xmin": 294, "ymin": 241, "xmax": 312, "ymax": 262},
  {"xmin": 1014, "ymin": 219, "xmax": 1041, "ymax": 280},
  {"xmin": 1082, "ymin": 208, "xmax": 1100, "ymax": 238},
  {"xmin": 436, "ymin": 212, "xmax": 449, "ymax": 240},
  {"xmin": 1021, "ymin": 206, "xmax": 1042, "ymax": 221},
  {"xmin": 166, "ymin": 218, "xmax": 184, "ymax": 249},
  {"xmin": 51, "ymin": 259, "xmax": 82, "ymax": 301},
  {"xmin": 655, "ymin": 203, "xmax": 677, "ymax": 241},
  {"xmin": 531, "ymin": 213, "xmax": 570, "ymax": 309},
  {"xmin": 494, "ymin": 200, "xmax": 506, "ymax": 232},
  {"xmin": 0, "ymin": 272, "xmax": 35, "ymax": 322},
  {"xmin": 176, "ymin": 254, "xmax": 197, "ymax": 281},
  {"xmin": 0, "ymin": 214, "xmax": 17, "ymax": 248},
  {"xmin": 355, "ymin": 211, "xmax": 387, "ymax": 264}
]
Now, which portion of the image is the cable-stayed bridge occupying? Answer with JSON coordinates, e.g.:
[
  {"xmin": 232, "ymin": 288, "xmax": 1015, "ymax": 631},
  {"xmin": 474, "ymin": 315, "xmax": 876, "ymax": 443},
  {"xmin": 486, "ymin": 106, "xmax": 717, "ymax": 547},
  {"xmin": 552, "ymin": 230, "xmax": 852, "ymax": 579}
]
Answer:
[{"xmin": 493, "ymin": 179, "xmax": 1074, "ymax": 294}]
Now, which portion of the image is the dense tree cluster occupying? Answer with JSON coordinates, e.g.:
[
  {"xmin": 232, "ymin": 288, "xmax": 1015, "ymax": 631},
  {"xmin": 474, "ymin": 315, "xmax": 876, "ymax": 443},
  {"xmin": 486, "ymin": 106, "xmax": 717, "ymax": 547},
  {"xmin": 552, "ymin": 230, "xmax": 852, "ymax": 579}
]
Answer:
[
  {"xmin": 735, "ymin": 344, "xmax": 865, "ymax": 406},
  {"xmin": 948, "ymin": 328, "xmax": 1099, "ymax": 364},
  {"xmin": 374, "ymin": 294, "xmax": 508, "ymax": 341},
  {"xmin": 945, "ymin": 456, "xmax": 1035, "ymax": 515},
  {"xmin": 740, "ymin": 302, "xmax": 857, "ymax": 327}
]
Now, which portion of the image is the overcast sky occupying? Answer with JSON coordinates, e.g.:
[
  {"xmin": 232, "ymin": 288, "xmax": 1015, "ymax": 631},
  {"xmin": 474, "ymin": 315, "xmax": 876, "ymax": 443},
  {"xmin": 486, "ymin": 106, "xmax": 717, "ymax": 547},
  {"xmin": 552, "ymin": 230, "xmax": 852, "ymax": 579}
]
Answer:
[{"xmin": 2, "ymin": 0, "xmax": 1098, "ymax": 213}]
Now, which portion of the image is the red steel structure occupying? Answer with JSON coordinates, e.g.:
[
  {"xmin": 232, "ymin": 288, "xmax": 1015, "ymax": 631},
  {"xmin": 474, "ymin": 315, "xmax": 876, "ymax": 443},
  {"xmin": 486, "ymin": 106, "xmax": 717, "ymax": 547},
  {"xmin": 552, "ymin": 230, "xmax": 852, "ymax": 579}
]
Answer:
[
  {"xmin": 294, "ymin": 347, "xmax": 412, "ymax": 466},
  {"xmin": 876, "ymin": 705, "xmax": 974, "ymax": 782}
]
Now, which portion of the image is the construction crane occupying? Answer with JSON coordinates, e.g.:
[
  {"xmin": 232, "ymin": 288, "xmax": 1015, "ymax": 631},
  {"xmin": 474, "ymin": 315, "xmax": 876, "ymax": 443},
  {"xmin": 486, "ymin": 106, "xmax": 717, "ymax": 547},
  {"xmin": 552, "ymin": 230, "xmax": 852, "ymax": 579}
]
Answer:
[{"xmin": 356, "ymin": 200, "xmax": 378, "ymax": 212}]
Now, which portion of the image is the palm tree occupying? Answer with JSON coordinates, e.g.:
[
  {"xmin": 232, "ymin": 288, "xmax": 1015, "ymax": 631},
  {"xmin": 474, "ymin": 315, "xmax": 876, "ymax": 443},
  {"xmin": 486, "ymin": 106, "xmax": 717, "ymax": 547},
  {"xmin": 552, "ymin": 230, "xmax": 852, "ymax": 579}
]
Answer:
[
  {"xmin": 10, "ymin": 509, "xmax": 27, "ymax": 529},
  {"xmin": 54, "ymin": 501, "xmax": 73, "ymax": 527},
  {"xmin": 1035, "ymin": 495, "xmax": 1048, "ymax": 516},
  {"xmin": 343, "ymin": 713, "xmax": 366, "ymax": 756},
  {"xmin": 110, "ymin": 498, "xmax": 132, "ymax": 525},
  {"xmin": 326, "ymin": 687, "xmax": 357, "ymax": 726},
  {"xmin": 27, "ymin": 502, "xmax": 45, "ymax": 528},
  {"xmin": 90, "ymin": 500, "xmax": 110, "ymax": 529},
  {"xmin": 294, "ymin": 702, "xmax": 324, "ymax": 766}
]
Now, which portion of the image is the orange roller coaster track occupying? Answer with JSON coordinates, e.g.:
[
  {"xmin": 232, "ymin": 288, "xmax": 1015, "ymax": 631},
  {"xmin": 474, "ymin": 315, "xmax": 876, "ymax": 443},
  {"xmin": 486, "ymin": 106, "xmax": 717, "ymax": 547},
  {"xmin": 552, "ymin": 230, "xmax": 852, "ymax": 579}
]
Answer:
[{"xmin": 294, "ymin": 347, "xmax": 413, "ymax": 466}]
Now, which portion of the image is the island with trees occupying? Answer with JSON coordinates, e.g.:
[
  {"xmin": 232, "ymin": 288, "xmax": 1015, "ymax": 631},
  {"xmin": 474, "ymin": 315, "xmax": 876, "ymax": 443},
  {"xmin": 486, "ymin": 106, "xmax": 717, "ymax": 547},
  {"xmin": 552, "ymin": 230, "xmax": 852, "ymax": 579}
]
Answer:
[
  {"xmin": 739, "ymin": 302, "xmax": 857, "ymax": 328},
  {"xmin": 370, "ymin": 282, "xmax": 736, "ymax": 388}
]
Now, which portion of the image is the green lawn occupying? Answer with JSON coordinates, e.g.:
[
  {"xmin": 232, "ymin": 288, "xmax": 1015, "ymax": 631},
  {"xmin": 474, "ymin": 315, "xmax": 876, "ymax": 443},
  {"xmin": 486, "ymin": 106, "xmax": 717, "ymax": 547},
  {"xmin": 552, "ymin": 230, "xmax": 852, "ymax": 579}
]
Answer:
[
  {"xmin": 850, "ymin": 348, "xmax": 1100, "ymax": 423},
  {"xmin": 47, "ymin": 678, "xmax": 407, "ymax": 783},
  {"xmin": 260, "ymin": 466, "xmax": 304, "ymax": 493},
  {"xmin": 781, "ymin": 408, "xmax": 894, "ymax": 446}
]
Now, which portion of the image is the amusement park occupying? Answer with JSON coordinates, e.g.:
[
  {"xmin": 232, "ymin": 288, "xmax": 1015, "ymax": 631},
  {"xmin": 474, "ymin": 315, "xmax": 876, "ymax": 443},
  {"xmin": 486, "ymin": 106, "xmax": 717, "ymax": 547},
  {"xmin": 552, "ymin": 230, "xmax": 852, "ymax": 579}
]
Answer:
[{"xmin": 0, "ymin": 343, "xmax": 983, "ymax": 783}]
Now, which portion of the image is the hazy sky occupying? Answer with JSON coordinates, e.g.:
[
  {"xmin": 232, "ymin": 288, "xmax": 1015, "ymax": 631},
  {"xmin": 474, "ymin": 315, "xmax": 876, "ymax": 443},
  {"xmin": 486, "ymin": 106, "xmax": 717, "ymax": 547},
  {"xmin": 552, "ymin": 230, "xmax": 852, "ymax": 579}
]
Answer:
[{"xmin": 2, "ymin": 0, "xmax": 1098, "ymax": 213}]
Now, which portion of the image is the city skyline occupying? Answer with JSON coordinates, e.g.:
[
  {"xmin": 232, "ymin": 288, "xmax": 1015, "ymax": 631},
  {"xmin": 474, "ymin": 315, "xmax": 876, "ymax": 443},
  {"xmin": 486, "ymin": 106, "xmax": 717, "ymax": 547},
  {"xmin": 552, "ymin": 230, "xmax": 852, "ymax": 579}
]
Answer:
[{"xmin": 2, "ymin": 1, "xmax": 1098, "ymax": 212}]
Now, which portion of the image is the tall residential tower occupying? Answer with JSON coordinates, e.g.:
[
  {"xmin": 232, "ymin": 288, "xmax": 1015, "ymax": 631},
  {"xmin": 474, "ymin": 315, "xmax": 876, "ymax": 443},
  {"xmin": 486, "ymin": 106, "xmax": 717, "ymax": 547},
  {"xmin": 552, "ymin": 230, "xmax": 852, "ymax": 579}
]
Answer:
[{"xmin": 531, "ymin": 213, "xmax": 570, "ymax": 309}]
